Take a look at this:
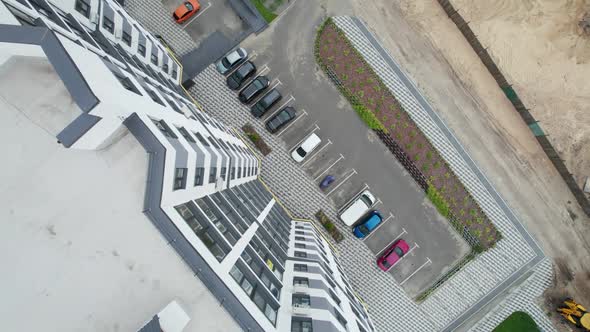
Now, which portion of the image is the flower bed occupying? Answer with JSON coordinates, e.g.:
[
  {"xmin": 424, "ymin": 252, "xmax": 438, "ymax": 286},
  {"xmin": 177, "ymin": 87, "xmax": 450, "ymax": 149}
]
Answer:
[
  {"xmin": 315, "ymin": 19, "xmax": 500, "ymax": 249},
  {"xmin": 315, "ymin": 210, "xmax": 344, "ymax": 243},
  {"xmin": 242, "ymin": 124, "xmax": 272, "ymax": 156}
]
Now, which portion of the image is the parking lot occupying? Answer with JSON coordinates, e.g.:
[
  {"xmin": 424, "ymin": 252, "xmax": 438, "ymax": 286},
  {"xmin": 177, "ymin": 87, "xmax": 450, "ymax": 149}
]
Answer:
[
  {"xmin": 161, "ymin": 0, "xmax": 248, "ymax": 46},
  {"xmin": 172, "ymin": 1, "xmax": 471, "ymax": 299},
  {"xmin": 201, "ymin": 39, "xmax": 471, "ymax": 298}
]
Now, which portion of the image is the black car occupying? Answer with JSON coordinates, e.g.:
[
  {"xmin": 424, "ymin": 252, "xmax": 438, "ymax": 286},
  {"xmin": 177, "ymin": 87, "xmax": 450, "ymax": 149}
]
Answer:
[
  {"xmin": 238, "ymin": 76, "xmax": 270, "ymax": 104},
  {"xmin": 266, "ymin": 106, "xmax": 296, "ymax": 133},
  {"xmin": 251, "ymin": 89, "xmax": 282, "ymax": 117},
  {"xmin": 226, "ymin": 61, "xmax": 256, "ymax": 90}
]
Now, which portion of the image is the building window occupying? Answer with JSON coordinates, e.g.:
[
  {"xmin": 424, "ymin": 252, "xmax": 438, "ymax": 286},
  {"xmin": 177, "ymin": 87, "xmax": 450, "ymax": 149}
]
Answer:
[
  {"xmin": 295, "ymin": 231, "xmax": 304, "ymax": 235},
  {"xmin": 152, "ymin": 119, "xmax": 176, "ymax": 138},
  {"xmin": 335, "ymin": 312, "xmax": 347, "ymax": 328},
  {"xmin": 241, "ymin": 251, "xmax": 253, "ymax": 265},
  {"xmin": 112, "ymin": 72, "xmax": 141, "ymax": 95},
  {"xmin": 209, "ymin": 167, "xmax": 217, "ymax": 183},
  {"xmin": 146, "ymin": 88, "xmax": 164, "ymax": 105},
  {"xmin": 194, "ymin": 167, "xmax": 204, "ymax": 186},
  {"xmin": 294, "ymin": 243, "xmax": 306, "ymax": 249},
  {"xmin": 295, "ymin": 236, "xmax": 306, "ymax": 241},
  {"xmin": 102, "ymin": 16, "xmax": 114, "ymax": 34},
  {"xmin": 264, "ymin": 305, "xmax": 277, "ymax": 325},
  {"xmin": 291, "ymin": 319, "xmax": 313, "ymax": 332},
  {"xmin": 294, "ymin": 251, "xmax": 307, "ymax": 258},
  {"xmin": 122, "ymin": 31, "xmax": 132, "ymax": 46},
  {"xmin": 138, "ymin": 43, "xmax": 146, "ymax": 56},
  {"xmin": 294, "ymin": 264, "xmax": 307, "ymax": 272},
  {"xmin": 172, "ymin": 69, "xmax": 178, "ymax": 79},
  {"xmin": 237, "ymin": 167, "xmax": 241, "ymax": 178},
  {"xmin": 173, "ymin": 168, "xmax": 187, "ymax": 190},
  {"xmin": 292, "ymin": 294, "xmax": 311, "ymax": 307},
  {"xmin": 231, "ymin": 167, "xmax": 236, "ymax": 180},
  {"xmin": 293, "ymin": 277, "xmax": 309, "ymax": 287},
  {"xmin": 177, "ymin": 127, "xmax": 195, "ymax": 143},
  {"xmin": 220, "ymin": 167, "xmax": 227, "ymax": 180},
  {"xmin": 163, "ymin": 63, "xmax": 169, "ymax": 73},
  {"xmin": 193, "ymin": 132, "xmax": 209, "ymax": 146},
  {"xmin": 151, "ymin": 53, "xmax": 158, "ymax": 65},
  {"xmin": 74, "ymin": 0, "xmax": 90, "ymax": 18}
]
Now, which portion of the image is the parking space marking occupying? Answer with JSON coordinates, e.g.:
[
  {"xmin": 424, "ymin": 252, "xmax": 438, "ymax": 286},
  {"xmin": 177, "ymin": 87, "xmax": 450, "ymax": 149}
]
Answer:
[
  {"xmin": 266, "ymin": 95, "xmax": 295, "ymax": 119},
  {"xmin": 288, "ymin": 123, "xmax": 319, "ymax": 151},
  {"xmin": 338, "ymin": 183, "xmax": 370, "ymax": 212},
  {"xmin": 326, "ymin": 169, "xmax": 357, "ymax": 196},
  {"xmin": 399, "ymin": 258, "xmax": 432, "ymax": 286},
  {"xmin": 276, "ymin": 110, "xmax": 307, "ymax": 136},
  {"xmin": 374, "ymin": 198, "xmax": 382, "ymax": 207},
  {"xmin": 362, "ymin": 211, "xmax": 392, "ymax": 242},
  {"xmin": 385, "ymin": 243, "xmax": 420, "ymax": 272},
  {"xmin": 302, "ymin": 140, "xmax": 332, "ymax": 167},
  {"xmin": 374, "ymin": 227, "xmax": 407, "ymax": 256},
  {"xmin": 314, "ymin": 154, "xmax": 344, "ymax": 181},
  {"xmin": 248, "ymin": 80, "xmax": 283, "ymax": 105},
  {"xmin": 237, "ymin": 66, "xmax": 270, "ymax": 93},
  {"xmin": 224, "ymin": 52, "xmax": 259, "ymax": 77},
  {"xmin": 182, "ymin": 2, "xmax": 212, "ymax": 29}
]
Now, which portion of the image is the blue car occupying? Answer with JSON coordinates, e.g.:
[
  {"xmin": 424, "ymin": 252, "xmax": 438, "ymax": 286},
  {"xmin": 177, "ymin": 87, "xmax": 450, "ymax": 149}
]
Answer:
[{"xmin": 352, "ymin": 211, "xmax": 383, "ymax": 239}]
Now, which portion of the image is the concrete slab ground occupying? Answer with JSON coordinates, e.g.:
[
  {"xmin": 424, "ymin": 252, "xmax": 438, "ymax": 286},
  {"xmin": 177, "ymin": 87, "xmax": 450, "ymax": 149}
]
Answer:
[{"xmin": 0, "ymin": 57, "xmax": 240, "ymax": 332}]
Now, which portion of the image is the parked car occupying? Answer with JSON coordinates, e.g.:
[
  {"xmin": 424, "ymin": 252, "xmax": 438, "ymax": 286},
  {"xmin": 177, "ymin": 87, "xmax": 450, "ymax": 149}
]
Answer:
[
  {"xmin": 377, "ymin": 239, "xmax": 410, "ymax": 271},
  {"xmin": 226, "ymin": 61, "xmax": 256, "ymax": 90},
  {"xmin": 339, "ymin": 190, "xmax": 376, "ymax": 226},
  {"xmin": 265, "ymin": 106, "xmax": 296, "ymax": 133},
  {"xmin": 173, "ymin": 0, "xmax": 200, "ymax": 24},
  {"xmin": 238, "ymin": 76, "xmax": 270, "ymax": 104},
  {"xmin": 216, "ymin": 48, "xmax": 248, "ymax": 75},
  {"xmin": 352, "ymin": 210, "xmax": 383, "ymax": 239},
  {"xmin": 319, "ymin": 175, "xmax": 335, "ymax": 189},
  {"xmin": 292, "ymin": 133, "xmax": 322, "ymax": 163},
  {"xmin": 251, "ymin": 89, "xmax": 282, "ymax": 117}
]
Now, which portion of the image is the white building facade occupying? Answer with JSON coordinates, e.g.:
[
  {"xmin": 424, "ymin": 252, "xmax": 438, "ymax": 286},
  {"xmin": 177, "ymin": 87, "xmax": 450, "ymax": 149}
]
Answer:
[{"xmin": 0, "ymin": 0, "xmax": 375, "ymax": 331}]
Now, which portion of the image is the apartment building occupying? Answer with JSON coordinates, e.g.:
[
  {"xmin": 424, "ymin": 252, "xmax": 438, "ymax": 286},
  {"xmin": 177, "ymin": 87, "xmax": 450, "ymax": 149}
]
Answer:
[{"xmin": 0, "ymin": 0, "xmax": 375, "ymax": 331}]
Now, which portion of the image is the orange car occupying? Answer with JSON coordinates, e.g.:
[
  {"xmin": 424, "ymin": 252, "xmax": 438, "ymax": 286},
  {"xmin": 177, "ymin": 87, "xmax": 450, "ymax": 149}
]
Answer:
[{"xmin": 173, "ymin": 0, "xmax": 200, "ymax": 24}]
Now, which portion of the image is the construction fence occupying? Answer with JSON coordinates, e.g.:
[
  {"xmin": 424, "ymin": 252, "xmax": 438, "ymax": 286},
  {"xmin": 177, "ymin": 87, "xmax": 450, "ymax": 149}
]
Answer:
[{"xmin": 437, "ymin": 0, "xmax": 590, "ymax": 217}]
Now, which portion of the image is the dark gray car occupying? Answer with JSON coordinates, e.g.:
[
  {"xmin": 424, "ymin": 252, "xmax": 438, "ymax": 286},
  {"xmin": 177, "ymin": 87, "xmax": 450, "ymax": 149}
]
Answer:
[
  {"xmin": 226, "ymin": 61, "xmax": 256, "ymax": 90},
  {"xmin": 251, "ymin": 89, "xmax": 282, "ymax": 117},
  {"xmin": 265, "ymin": 106, "xmax": 296, "ymax": 133},
  {"xmin": 238, "ymin": 76, "xmax": 270, "ymax": 104}
]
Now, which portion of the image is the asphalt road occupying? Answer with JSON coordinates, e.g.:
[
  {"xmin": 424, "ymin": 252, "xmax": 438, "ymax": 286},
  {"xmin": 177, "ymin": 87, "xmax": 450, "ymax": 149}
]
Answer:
[{"xmin": 236, "ymin": 0, "xmax": 470, "ymax": 298}]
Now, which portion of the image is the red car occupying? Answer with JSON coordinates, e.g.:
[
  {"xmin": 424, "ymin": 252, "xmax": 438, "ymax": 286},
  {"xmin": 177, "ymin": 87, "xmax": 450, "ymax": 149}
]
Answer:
[
  {"xmin": 377, "ymin": 239, "xmax": 409, "ymax": 271},
  {"xmin": 173, "ymin": 0, "xmax": 200, "ymax": 24}
]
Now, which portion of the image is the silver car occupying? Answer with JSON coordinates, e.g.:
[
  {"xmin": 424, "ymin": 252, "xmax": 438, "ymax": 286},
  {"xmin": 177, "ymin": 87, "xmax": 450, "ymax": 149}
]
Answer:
[{"xmin": 216, "ymin": 48, "xmax": 248, "ymax": 75}]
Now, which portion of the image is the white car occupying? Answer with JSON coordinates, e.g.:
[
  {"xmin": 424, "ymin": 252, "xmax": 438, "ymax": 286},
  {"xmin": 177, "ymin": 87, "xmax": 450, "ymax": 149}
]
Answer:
[
  {"xmin": 216, "ymin": 48, "xmax": 248, "ymax": 75},
  {"xmin": 339, "ymin": 190, "xmax": 376, "ymax": 226},
  {"xmin": 291, "ymin": 133, "xmax": 321, "ymax": 163}
]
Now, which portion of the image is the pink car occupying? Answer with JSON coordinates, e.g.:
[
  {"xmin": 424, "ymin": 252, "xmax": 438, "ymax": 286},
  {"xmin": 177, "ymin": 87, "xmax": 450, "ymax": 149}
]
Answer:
[{"xmin": 377, "ymin": 239, "xmax": 410, "ymax": 271}]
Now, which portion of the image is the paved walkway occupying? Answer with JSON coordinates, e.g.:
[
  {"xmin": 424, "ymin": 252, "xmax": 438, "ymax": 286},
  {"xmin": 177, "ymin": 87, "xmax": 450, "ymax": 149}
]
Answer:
[{"xmin": 124, "ymin": 0, "xmax": 556, "ymax": 329}]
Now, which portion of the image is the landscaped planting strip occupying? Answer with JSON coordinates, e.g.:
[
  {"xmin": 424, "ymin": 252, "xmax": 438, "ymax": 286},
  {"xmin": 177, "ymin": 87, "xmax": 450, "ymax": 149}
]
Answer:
[
  {"xmin": 315, "ymin": 18, "xmax": 499, "ymax": 249},
  {"xmin": 329, "ymin": 16, "xmax": 549, "ymax": 331}
]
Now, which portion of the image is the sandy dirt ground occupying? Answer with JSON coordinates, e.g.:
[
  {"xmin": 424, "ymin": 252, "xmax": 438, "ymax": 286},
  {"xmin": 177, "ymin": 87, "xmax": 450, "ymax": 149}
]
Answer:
[
  {"xmin": 321, "ymin": 0, "xmax": 590, "ymax": 328},
  {"xmin": 451, "ymin": 0, "xmax": 590, "ymax": 188}
]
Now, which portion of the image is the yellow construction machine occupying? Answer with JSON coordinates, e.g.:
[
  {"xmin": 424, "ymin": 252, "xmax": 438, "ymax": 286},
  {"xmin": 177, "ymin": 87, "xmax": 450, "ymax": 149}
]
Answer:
[{"xmin": 557, "ymin": 299, "xmax": 590, "ymax": 331}]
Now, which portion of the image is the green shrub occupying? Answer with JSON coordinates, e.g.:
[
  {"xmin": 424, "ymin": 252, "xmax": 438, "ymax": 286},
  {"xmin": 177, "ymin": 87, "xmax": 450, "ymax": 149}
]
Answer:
[
  {"xmin": 427, "ymin": 185, "xmax": 451, "ymax": 218},
  {"xmin": 352, "ymin": 104, "xmax": 387, "ymax": 132},
  {"xmin": 250, "ymin": 0, "xmax": 277, "ymax": 23}
]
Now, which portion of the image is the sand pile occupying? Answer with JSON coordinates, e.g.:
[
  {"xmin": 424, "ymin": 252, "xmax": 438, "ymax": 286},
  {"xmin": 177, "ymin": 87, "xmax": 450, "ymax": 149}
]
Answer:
[{"xmin": 450, "ymin": 0, "xmax": 590, "ymax": 186}]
